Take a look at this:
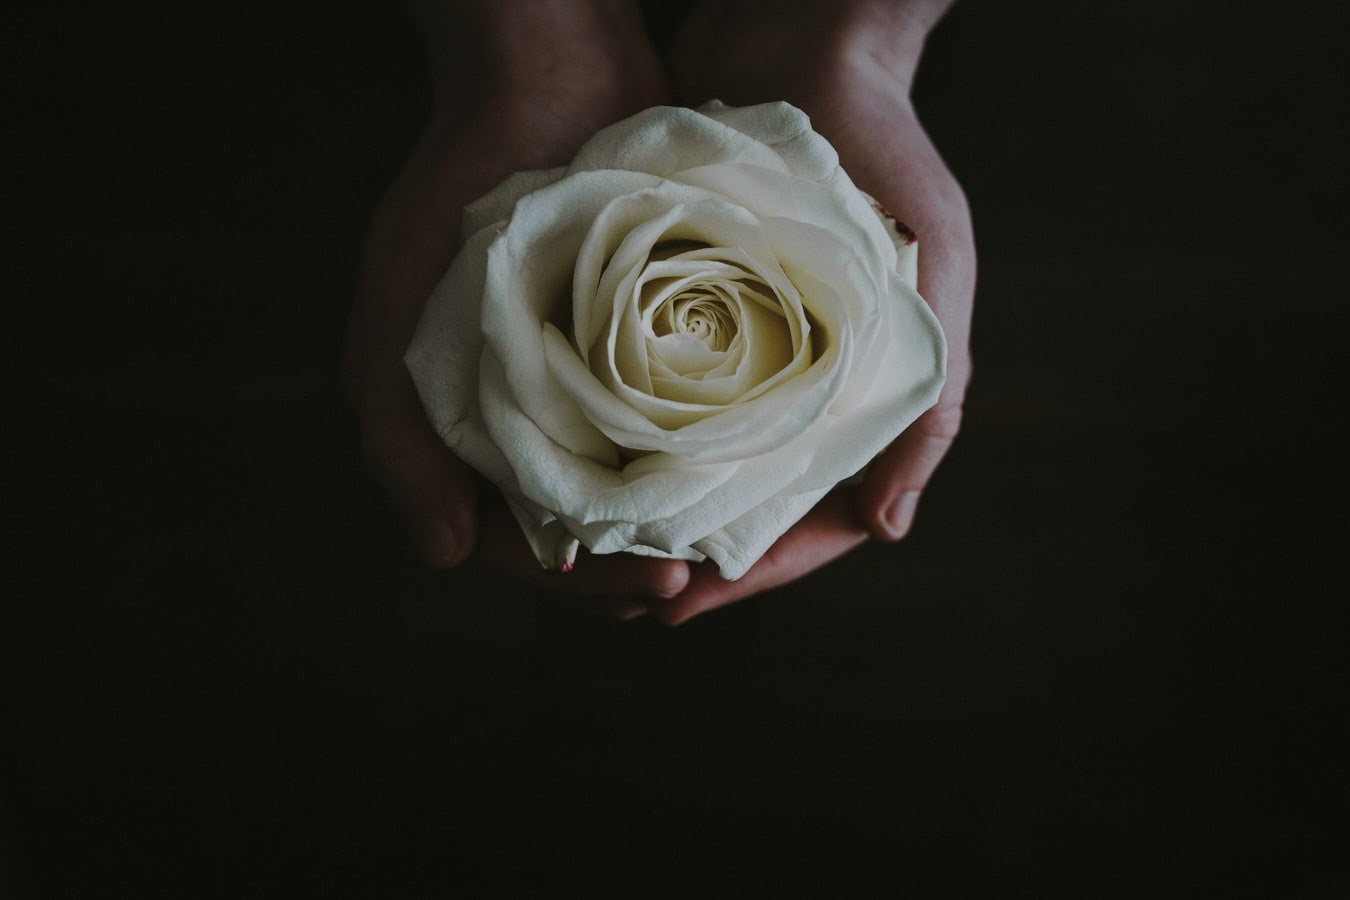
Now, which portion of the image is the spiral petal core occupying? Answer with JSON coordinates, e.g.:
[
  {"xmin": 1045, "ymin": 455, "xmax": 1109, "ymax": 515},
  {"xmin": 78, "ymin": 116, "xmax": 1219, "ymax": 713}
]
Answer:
[{"xmin": 406, "ymin": 101, "xmax": 945, "ymax": 580}]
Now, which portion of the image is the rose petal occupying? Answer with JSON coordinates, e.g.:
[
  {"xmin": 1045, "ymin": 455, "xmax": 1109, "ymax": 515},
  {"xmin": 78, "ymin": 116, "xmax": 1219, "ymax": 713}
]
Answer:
[
  {"xmin": 483, "ymin": 342, "xmax": 752, "ymax": 535},
  {"xmin": 461, "ymin": 167, "xmax": 566, "ymax": 238},
  {"xmin": 758, "ymin": 216, "xmax": 889, "ymax": 412},
  {"xmin": 646, "ymin": 288, "xmax": 793, "ymax": 405},
  {"xmin": 405, "ymin": 226, "xmax": 521, "ymax": 490},
  {"xmin": 505, "ymin": 494, "xmax": 579, "ymax": 573},
  {"xmin": 565, "ymin": 106, "xmax": 796, "ymax": 181},
  {"xmin": 572, "ymin": 180, "xmax": 722, "ymax": 363},
  {"xmin": 480, "ymin": 169, "xmax": 666, "ymax": 465},
  {"xmin": 695, "ymin": 100, "xmax": 839, "ymax": 184},
  {"xmin": 635, "ymin": 246, "xmax": 811, "ymax": 390},
  {"xmin": 692, "ymin": 487, "xmax": 832, "ymax": 581},
  {"xmin": 676, "ymin": 162, "xmax": 897, "ymax": 291},
  {"xmin": 861, "ymin": 191, "xmax": 920, "ymax": 288}
]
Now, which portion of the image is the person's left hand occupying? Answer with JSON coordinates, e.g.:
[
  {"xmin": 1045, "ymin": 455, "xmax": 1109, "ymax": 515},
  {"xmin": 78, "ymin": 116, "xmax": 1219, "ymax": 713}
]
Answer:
[{"xmin": 346, "ymin": 1, "xmax": 693, "ymax": 609}]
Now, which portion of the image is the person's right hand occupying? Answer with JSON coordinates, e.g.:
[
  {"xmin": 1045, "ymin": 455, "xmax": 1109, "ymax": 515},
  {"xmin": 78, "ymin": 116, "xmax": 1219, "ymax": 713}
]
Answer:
[
  {"xmin": 344, "ymin": 1, "xmax": 692, "ymax": 606},
  {"xmin": 647, "ymin": 0, "xmax": 976, "ymax": 624}
]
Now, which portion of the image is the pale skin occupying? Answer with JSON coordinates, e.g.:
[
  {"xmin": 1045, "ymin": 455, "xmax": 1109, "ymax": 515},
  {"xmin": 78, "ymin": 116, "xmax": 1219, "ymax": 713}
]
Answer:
[{"xmin": 344, "ymin": 0, "xmax": 974, "ymax": 625}]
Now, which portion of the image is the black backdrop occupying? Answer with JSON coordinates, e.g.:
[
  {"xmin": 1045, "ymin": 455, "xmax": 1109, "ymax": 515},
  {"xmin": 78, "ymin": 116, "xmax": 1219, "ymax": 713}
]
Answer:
[{"xmin": 7, "ymin": 2, "xmax": 1346, "ymax": 895}]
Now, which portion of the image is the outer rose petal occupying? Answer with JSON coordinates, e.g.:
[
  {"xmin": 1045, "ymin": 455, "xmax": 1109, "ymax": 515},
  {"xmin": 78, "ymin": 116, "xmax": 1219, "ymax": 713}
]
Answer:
[
  {"xmin": 479, "ymin": 169, "xmax": 666, "ymax": 466},
  {"xmin": 863, "ymin": 192, "xmax": 919, "ymax": 288},
  {"xmin": 461, "ymin": 167, "xmax": 566, "ymax": 238},
  {"xmin": 565, "ymin": 105, "xmax": 797, "ymax": 180},
  {"xmin": 403, "ymin": 165, "xmax": 571, "ymax": 489},
  {"xmin": 694, "ymin": 100, "xmax": 838, "ymax": 183},
  {"xmin": 676, "ymin": 162, "xmax": 896, "ymax": 291},
  {"xmin": 404, "ymin": 227, "xmax": 520, "ymax": 493},
  {"xmin": 504, "ymin": 495, "xmax": 579, "ymax": 573},
  {"xmin": 694, "ymin": 487, "xmax": 832, "ymax": 580}
]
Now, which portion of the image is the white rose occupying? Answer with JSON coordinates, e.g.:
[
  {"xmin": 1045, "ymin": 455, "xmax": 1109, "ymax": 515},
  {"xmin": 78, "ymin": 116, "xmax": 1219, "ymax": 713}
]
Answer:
[{"xmin": 405, "ymin": 101, "xmax": 945, "ymax": 581}]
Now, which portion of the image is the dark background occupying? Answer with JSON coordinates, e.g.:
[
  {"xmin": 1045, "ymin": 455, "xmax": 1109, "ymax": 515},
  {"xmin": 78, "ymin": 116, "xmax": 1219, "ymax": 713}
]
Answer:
[{"xmin": 7, "ymin": 1, "xmax": 1346, "ymax": 895}]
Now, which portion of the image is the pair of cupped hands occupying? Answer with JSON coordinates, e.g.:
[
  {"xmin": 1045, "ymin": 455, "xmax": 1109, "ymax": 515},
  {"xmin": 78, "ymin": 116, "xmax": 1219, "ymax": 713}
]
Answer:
[{"xmin": 345, "ymin": 0, "xmax": 974, "ymax": 624}]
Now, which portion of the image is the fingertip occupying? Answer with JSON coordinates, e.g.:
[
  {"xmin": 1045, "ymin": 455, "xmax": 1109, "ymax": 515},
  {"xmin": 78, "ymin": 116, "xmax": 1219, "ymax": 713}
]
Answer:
[{"xmin": 647, "ymin": 559, "xmax": 691, "ymax": 599}]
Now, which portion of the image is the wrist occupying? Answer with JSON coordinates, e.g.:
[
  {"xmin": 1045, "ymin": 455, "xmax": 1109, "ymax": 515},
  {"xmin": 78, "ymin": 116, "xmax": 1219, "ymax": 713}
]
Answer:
[
  {"xmin": 405, "ymin": 0, "xmax": 669, "ymax": 170},
  {"xmin": 407, "ymin": 0, "xmax": 665, "ymax": 155},
  {"xmin": 834, "ymin": 0, "xmax": 954, "ymax": 81},
  {"xmin": 673, "ymin": 0, "xmax": 949, "ymax": 106},
  {"xmin": 409, "ymin": 0, "xmax": 651, "ymax": 92}
]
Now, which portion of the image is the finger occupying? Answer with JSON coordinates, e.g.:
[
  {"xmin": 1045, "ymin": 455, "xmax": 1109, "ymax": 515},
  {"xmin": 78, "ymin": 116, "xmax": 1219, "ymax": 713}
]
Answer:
[
  {"xmin": 858, "ymin": 154, "xmax": 974, "ymax": 543},
  {"xmin": 345, "ymin": 144, "xmax": 485, "ymax": 568},
  {"xmin": 597, "ymin": 597, "xmax": 652, "ymax": 622},
  {"xmin": 360, "ymin": 386, "xmax": 479, "ymax": 568},
  {"xmin": 649, "ymin": 492, "xmax": 867, "ymax": 626},
  {"xmin": 854, "ymin": 202, "xmax": 972, "ymax": 542},
  {"xmin": 478, "ymin": 496, "xmax": 691, "ymax": 600}
]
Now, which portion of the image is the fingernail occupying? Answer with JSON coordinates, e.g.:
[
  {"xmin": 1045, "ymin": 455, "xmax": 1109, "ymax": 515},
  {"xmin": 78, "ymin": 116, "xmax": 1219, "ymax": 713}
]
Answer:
[
  {"xmin": 416, "ymin": 518, "xmax": 462, "ymax": 567},
  {"xmin": 882, "ymin": 491, "xmax": 921, "ymax": 540}
]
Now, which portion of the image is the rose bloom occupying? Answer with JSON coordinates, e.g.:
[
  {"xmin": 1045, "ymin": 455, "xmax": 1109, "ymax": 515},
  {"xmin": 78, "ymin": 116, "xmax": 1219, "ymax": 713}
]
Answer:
[{"xmin": 406, "ymin": 101, "xmax": 945, "ymax": 580}]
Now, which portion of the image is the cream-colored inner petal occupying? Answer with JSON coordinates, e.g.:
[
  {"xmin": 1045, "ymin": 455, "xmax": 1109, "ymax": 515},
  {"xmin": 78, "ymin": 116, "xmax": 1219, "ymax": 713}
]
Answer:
[
  {"xmin": 600, "ymin": 242, "xmax": 801, "ymax": 407},
  {"xmin": 655, "ymin": 292, "xmax": 735, "ymax": 356}
]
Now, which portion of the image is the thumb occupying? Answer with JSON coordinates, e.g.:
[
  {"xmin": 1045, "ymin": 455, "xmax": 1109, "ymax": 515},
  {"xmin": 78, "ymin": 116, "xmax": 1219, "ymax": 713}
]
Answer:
[
  {"xmin": 856, "ymin": 400, "xmax": 963, "ymax": 542},
  {"xmin": 359, "ymin": 382, "xmax": 479, "ymax": 567}
]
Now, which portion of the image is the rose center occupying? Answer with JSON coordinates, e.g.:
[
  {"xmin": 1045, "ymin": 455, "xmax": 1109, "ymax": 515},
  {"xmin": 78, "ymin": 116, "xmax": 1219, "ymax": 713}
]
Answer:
[
  {"xmin": 598, "ymin": 241, "xmax": 806, "ymax": 407},
  {"xmin": 638, "ymin": 275, "xmax": 764, "ymax": 381},
  {"xmin": 653, "ymin": 290, "xmax": 736, "ymax": 353}
]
